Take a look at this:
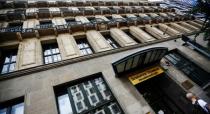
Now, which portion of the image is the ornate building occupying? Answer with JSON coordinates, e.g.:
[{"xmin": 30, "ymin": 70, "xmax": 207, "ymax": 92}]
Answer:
[{"xmin": 0, "ymin": 0, "xmax": 209, "ymax": 114}]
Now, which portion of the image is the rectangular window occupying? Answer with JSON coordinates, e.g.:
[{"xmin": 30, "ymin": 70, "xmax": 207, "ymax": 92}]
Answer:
[
  {"xmin": 103, "ymin": 35, "xmax": 120, "ymax": 49},
  {"xmin": 55, "ymin": 74, "xmax": 124, "ymax": 114},
  {"xmin": 0, "ymin": 97, "xmax": 24, "ymax": 114},
  {"xmin": 164, "ymin": 51, "xmax": 210, "ymax": 87},
  {"xmin": 1, "ymin": 50, "xmax": 17, "ymax": 74},
  {"xmin": 42, "ymin": 43, "xmax": 61, "ymax": 64},
  {"xmin": 76, "ymin": 39, "xmax": 93, "ymax": 55}
]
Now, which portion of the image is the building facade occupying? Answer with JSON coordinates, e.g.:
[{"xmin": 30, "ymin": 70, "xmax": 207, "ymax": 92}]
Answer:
[{"xmin": 0, "ymin": 0, "xmax": 209, "ymax": 114}]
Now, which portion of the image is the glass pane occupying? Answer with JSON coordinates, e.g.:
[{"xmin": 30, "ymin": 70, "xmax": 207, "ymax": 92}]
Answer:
[
  {"xmin": 1, "ymin": 65, "xmax": 9, "ymax": 74},
  {"xmin": 83, "ymin": 43, "xmax": 89, "ymax": 48},
  {"xmin": 0, "ymin": 108, "xmax": 7, "ymax": 114},
  {"xmin": 53, "ymin": 55, "xmax": 58, "ymax": 62},
  {"xmin": 125, "ymin": 58, "xmax": 133, "ymax": 71},
  {"xmin": 55, "ymin": 48, "xmax": 59, "ymax": 53},
  {"xmin": 48, "ymin": 56, "xmax": 52, "ymax": 63},
  {"xmin": 57, "ymin": 55, "xmax": 62, "ymax": 61},
  {"xmin": 58, "ymin": 94, "xmax": 73, "ymax": 114},
  {"xmin": 4, "ymin": 56, "xmax": 10, "ymax": 63},
  {"xmin": 86, "ymin": 48, "xmax": 93, "ymax": 54},
  {"xmin": 44, "ymin": 50, "xmax": 51, "ymax": 56},
  {"xmin": 44, "ymin": 57, "xmax": 49, "ymax": 64},
  {"xmin": 52, "ymin": 49, "xmax": 57, "ymax": 54},
  {"xmin": 11, "ymin": 102, "xmax": 24, "ymax": 114},
  {"xmin": 11, "ymin": 55, "xmax": 17, "ymax": 62},
  {"xmin": 81, "ymin": 50, "xmax": 87, "ymax": 55},
  {"xmin": 116, "ymin": 62, "xmax": 126, "ymax": 73},
  {"xmin": 9, "ymin": 63, "xmax": 16, "ymax": 72}
]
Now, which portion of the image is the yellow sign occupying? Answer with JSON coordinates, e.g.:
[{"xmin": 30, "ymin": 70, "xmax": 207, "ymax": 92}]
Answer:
[{"xmin": 128, "ymin": 66, "xmax": 164, "ymax": 85}]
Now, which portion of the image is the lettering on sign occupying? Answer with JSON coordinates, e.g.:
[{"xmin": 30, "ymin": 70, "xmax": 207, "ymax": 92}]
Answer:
[{"xmin": 128, "ymin": 66, "xmax": 164, "ymax": 85}]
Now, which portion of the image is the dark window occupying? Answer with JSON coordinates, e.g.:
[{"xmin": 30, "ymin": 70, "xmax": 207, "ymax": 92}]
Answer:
[
  {"xmin": 103, "ymin": 35, "xmax": 120, "ymax": 49},
  {"xmin": 1, "ymin": 50, "xmax": 17, "ymax": 74},
  {"xmin": 42, "ymin": 43, "xmax": 61, "ymax": 64},
  {"xmin": 164, "ymin": 51, "xmax": 210, "ymax": 87},
  {"xmin": 76, "ymin": 39, "xmax": 93, "ymax": 55},
  {"xmin": 8, "ymin": 22, "xmax": 23, "ymax": 28},
  {"xmin": 40, "ymin": 20, "xmax": 52, "ymax": 25},
  {"xmin": 0, "ymin": 97, "xmax": 24, "ymax": 114},
  {"xmin": 54, "ymin": 74, "xmax": 124, "ymax": 114}
]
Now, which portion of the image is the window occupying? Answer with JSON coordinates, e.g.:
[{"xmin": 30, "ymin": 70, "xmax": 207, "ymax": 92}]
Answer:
[
  {"xmin": 42, "ymin": 43, "xmax": 61, "ymax": 64},
  {"xmin": 76, "ymin": 39, "xmax": 93, "ymax": 55},
  {"xmin": 164, "ymin": 51, "xmax": 210, "ymax": 87},
  {"xmin": 103, "ymin": 35, "xmax": 120, "ymax": 49},
  {"xmin": 55, "ymin": 74, "xmax": 124, "ymax": 114},
  {"xmin": 1, "ymin": 50, "xmax": 17, "ymax": 74},
  {"xmin": 0, "ymin": 97, "xmax": 24, "ymax": 114}
]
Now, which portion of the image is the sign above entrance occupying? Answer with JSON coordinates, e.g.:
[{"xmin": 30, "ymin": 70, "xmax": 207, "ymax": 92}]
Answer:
[
  {"xmin": 112, "ymin": 47, "xmax": 168, "ymax": 77},
  {"xmin": 128, "ymin": 66, "xmax": 164, "ymax": 85}
]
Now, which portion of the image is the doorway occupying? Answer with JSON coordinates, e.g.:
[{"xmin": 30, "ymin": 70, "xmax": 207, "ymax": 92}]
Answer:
[{"xmin": 135, "ymin": 74, "xmax": 193, "ymax": 114}]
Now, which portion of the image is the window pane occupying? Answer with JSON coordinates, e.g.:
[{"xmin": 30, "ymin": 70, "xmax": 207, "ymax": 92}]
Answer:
[
  {"xmin": 48, "ymin": 56, "xmax": 53, "ymax": 63},
  {"xmin": 11, "ymin": 55, "xmax": 17, "ymax": 62},
  {"xmin": 0, "ymin": 108, "xmax": 7, "ymax": 114},
  {"xmin": 81, "ymin": 50, "xmax": 87, "ymax": 55},
  {"xmin": 86, "ymin": 49, "xmax": 93, "ymax": 54},
  {"xmin": 4, "ymin": 56, "xmax": 10, "ymax": 63},
  {"xmin": 9, "ymin": 63, "xmax": 16, "ymax": 72},
  {"xmin": 11, "ymin": 103, "xmax": 24, "ymax": 114},
  {"xmin": 58, "ymin": 94, "xmax": 73, "ymax": 114},
  {"xmin": 53, "ymin": 55, "xmax": 58, "ymax": 62},
  {"xmin": 1, "ymin": 65, "xmax": 9, "ymax": 74},
  {"xmin": 55, "ymin": 48, "xmax": 59, "ymax": 53},
  {"xmin": 45, "ymin": 57, "xmax": 49, "ymax": 64},
  {"xmin": 57, "ymin": 55, "xmax": 61, "ymax": 61},
  {"xmin": 52, "ymin": 49, "xmax": 57, "ymax": 54},
  {"xmin": 44, "ymin": 50, "xmax": 51, "ymax": 56}
]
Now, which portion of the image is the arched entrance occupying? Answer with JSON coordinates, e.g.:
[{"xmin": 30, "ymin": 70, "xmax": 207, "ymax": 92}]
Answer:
[{"xmin": 112, "ymin": 47, "xmax": 193, "ymax": 114}]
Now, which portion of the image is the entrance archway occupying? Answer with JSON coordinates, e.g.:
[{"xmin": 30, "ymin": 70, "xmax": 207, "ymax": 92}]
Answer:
[{"xmin": 112, "ymin": 47, "xmax": 193, "ymax": 114}]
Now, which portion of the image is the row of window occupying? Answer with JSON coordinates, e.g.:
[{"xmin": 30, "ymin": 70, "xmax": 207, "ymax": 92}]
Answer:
[
  {"xmin": 0, "ymin": 35, "xmax": 120, "ymax": 74},
  {"xmin": 2, "ymin": 13, "xmax": 176, "ymax": 29},
  {"xmin": 0, "ymin": 1, "xmax": 158, "ymax": 9},
  {"xmin": 0, "ymin": 75, "xmax": 124, "ymax": 114}
]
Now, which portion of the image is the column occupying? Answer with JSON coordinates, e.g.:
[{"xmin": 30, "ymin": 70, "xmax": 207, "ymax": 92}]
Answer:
[
  {"xmin": 56, "ymin": 34, "xmax": 81, "ymax": 60},
  {"xmin": 170, "ymin": 23, "xmax": 191, "ymax": 33},
  {"xmin": 145, "ymin": 25, "xmax": 170, "ymax": 39},
  {"xmin": 188, "ymin": 21, "xmax": 202, "ymax": 28},
  {"xmin": 86, "ymin": 30, "xmax": 112, "ymax": 52},
  {"xmin": 158, "ymin": 23, "xmax": 181, "ymax": 36},
  {"xmin": 18, "ymin": 38, "xmax": 42, "ymax": 70},
  {"xmin": 110, "ymin": 28, "xmax": 137, "ymax": 47},
  {"xmin": 129, "ymin": 26, "xmax": 156, "ymax": 43},
  {"xmin": 180, "ymin": 22, "xmax": 199, "ymax": 31}
]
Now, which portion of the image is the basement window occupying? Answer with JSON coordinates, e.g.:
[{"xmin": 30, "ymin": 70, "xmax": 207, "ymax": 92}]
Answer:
[
  {"xmin": 42, "ymin": 43, "xmax": 61, "ymax": 64},
  {"xmin": 0, "ymin": 49, "xmax": 17, "ymax": 74},
  {"xmin": 54, "ymin": 74, "xmax": 124, "ymax": 114}
]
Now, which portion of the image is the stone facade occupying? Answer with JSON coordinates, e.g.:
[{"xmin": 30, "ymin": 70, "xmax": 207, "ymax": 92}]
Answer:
[{"xmin": 0, "ymin": 1, "xmax": 209, "ymax": 114}]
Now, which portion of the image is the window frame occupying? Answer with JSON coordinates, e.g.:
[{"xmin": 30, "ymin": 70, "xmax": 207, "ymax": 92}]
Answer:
[
  {"xmin": 76, "ymin": 38, "xmax": 94, "ymax": 56},
  {"xmin": 0, "ymin": 97, "xmax": 24, "ymax": 114},
  {"xmin": 42, "ymin": 43, "xmax": 62, "ymax": 64},
  {"xmin": 0, "ymin": 50, "xmax": 17, "ymax": 74},
  {"xmin": 54, "ymin": 73, "xmax": 124, "ymax": 114}
]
